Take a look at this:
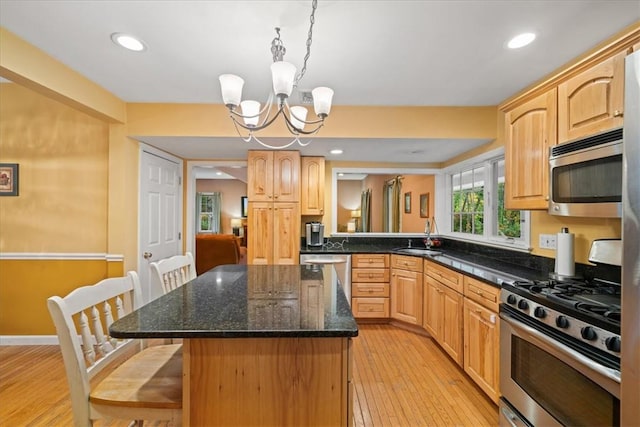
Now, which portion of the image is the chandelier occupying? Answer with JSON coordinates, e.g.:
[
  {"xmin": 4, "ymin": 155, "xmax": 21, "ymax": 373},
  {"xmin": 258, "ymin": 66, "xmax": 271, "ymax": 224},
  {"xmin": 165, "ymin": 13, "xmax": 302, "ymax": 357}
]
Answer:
[{"xmin": 218, "ymin": 0, "xmax": 333, "ymax": 149}]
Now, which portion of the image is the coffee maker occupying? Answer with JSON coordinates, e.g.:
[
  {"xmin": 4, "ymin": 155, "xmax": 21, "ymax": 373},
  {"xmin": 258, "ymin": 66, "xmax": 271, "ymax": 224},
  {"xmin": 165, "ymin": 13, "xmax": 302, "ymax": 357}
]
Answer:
[{"xmin": 305, "ymin": 222, "xmax": 324, "ymax": 247}]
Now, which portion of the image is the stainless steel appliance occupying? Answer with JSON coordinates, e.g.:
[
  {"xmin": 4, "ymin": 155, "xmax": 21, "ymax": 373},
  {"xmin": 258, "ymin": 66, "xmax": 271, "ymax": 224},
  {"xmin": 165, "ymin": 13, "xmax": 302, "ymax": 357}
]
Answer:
[
  {"xmin": 305, "ymin": 222, "xmax": 325, "ymax": 247},
  {"xmin": 621, "ymin": 49, "xmax": 640, "ymax": 427},
  {"xmin": 499, "ymin": 240, "xmax": 621, "ymax": 426},
  {"xmin": 299, "ymin": 254, "xmax": 351, "ymax": 304},
  {"xmin": 549, "ymin": 127, "xmax": 623, "ymax": 218}
]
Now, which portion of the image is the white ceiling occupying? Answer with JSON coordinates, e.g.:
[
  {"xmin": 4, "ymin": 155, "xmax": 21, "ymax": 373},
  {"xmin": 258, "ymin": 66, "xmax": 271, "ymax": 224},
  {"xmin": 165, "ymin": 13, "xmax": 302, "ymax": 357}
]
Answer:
[{"xmin": 1, "ymin": 1, "xmax": 638, "ymax": 162}]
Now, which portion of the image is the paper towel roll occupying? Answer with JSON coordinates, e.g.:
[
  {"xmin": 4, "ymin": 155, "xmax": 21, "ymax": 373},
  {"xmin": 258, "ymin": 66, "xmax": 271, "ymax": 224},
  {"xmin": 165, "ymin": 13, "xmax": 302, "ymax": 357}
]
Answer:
[{"xmin": 555, "ymin": 228, "xmax": 575, "ymax": 277}]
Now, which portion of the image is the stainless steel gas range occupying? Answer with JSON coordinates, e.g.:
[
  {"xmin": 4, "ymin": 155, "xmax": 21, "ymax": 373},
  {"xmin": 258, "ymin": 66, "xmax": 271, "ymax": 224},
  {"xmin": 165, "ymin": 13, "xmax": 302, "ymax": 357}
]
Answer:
[{"xmin": 499, "ymin": 241, "xmax": 621, "ymax": 427}]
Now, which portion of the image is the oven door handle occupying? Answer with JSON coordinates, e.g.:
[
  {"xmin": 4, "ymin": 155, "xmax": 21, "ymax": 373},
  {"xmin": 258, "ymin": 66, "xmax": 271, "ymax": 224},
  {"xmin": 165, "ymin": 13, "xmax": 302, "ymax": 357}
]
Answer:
[{"xmin": 500, "ymin": 312, "xmax": 621, "ymax": 386}]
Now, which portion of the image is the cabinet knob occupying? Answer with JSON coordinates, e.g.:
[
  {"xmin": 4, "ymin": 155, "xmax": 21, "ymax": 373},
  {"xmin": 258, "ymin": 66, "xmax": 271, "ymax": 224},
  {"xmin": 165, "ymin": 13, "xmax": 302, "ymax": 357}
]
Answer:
[
  {"xmin": 613, "ymin": 110, "xmax": 624, "ymax": 117},
  {"xmin": 274, "ymin": 195, "xmax": 279, "ymax": 199}
]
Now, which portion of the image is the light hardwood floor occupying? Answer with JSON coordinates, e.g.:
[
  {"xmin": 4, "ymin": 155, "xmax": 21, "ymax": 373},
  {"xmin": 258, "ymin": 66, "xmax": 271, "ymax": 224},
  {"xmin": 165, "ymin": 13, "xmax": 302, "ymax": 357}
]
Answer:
[{"xmin": 0, "ymin": 324, "xmax": 497, "ymax": 426}]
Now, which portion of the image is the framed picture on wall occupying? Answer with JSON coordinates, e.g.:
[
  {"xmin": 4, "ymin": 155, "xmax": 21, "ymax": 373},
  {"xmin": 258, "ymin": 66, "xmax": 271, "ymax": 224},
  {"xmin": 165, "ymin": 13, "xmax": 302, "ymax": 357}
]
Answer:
[
  {"xmin": 420, "ymin": 193, "xmax": 430, "ymax": 218},
  {"xmin": 241, "ymin": 196, "xmax": 248, "ymax": 217},
  {"xmin": 404, "ymin": 192, "xmax": 411, "ymax": 213},
  {"xmin": 0, "ymin": 163, "xmax": 19, "ymax": 196}
]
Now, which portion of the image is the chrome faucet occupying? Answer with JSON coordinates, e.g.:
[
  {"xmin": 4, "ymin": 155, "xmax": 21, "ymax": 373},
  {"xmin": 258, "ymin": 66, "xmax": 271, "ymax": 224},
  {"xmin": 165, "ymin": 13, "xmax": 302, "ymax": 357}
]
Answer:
[{"xmin": 424, "ymin": 219, "xmax": 433, "ymax": 249}]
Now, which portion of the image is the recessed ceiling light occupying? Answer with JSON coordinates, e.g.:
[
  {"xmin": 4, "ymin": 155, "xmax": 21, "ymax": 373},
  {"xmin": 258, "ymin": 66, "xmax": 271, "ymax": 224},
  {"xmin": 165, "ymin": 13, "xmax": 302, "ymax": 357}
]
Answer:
[
  {"xmin": 330, "ymin": 149, "xmax": 343, "ymax": 155},
  {"xmin": 111, "ymin": 32, "xmax": 146, "ymax": 52},
  {"xmin": 507, "ymin": 32, "xmax": 536, "ymax": 49}
]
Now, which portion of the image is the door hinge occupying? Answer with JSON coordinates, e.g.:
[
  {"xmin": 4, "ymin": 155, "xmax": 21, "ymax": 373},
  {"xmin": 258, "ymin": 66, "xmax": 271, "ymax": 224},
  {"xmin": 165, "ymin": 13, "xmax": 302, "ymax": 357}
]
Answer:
[
  {"xmin": 178, "ymin": 232, "xmax": 182, "ymax": 240},
  {"xmin": 178, "ymin": 176, "xmax": 182, "ymax": 185}
]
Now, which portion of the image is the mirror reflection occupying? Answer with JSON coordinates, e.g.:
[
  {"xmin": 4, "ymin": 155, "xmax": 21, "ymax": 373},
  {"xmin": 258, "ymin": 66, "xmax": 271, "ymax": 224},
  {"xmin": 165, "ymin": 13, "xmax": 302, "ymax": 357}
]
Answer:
[{"xmin": 336, "ymin": 173, "xmax": 436, "ymax": 233}]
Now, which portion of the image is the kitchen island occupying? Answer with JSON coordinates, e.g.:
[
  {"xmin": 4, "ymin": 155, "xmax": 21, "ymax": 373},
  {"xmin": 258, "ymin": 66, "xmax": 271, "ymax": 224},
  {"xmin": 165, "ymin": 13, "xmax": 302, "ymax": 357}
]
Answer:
[{"xmin": 110, "ymin": 264, "xmax": 358, "ymax": 427}]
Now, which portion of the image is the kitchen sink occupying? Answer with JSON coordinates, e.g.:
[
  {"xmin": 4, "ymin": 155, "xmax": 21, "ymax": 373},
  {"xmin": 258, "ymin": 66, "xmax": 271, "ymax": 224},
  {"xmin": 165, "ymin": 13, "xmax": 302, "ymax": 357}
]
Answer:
[{"xmin": 394, "ymin": 248, "xmax": 442, "ymax": 257}]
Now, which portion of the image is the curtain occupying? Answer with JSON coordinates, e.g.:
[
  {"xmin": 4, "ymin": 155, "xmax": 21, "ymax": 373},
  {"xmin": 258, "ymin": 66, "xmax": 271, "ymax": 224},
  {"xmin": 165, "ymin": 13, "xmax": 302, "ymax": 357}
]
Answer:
[
  {"xmin": 211, "ymin": 192, "xmax": 222, "ymax": 233},
  {"xmin": 383, "ymin": 177, "xmax": 402, "ymax": 232},
  {"xmin": 360, "ymin": 189, "xmax": 371, "ymax": 232}
]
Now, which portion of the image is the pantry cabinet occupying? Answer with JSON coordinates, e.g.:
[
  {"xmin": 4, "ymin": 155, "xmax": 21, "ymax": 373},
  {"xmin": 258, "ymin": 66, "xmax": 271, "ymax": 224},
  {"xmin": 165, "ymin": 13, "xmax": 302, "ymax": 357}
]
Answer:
[
  {"xmin": 558, "ymin": 51, "xmax": 625, "ymax": 143},
  {"xmin": 351, "ymin": 254, "xmax": 390, "ymax": 319},
  {"xmin": 300, "ymin": 156, "xmax": 325, "ymax": 215},
  {"xmin": 390, "ymin": 255, "xmax": 423, "ymax": 325},
  {"xmin": 503, "ymin": 88, "xmax": 557, "ymax": 210},
  {"xmin": 247, "ymin": 150, "xmax": 300, "ymax": 265},
  {"xmin": 247, "ymin": 150, "xmax": 300, "ymax": 202},
  {"xmin": 247, "ymin": 201, "xmax": 300, "ymax": 265}
]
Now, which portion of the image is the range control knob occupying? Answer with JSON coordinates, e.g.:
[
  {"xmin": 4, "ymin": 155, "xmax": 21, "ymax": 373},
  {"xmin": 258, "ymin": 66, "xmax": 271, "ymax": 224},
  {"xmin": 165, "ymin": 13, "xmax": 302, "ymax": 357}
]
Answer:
[
  {"xmin": 534, "ymin": 307, "xmax": 547, "ymax": 318},
  {"xmin": 605, "ymin": 336, "xmax": 621, "ymax": 353},
  {"xmin": 556, "ymin": 316, "xmax": 570, "ymax": 329},
  {"xmin": 506, "ymin": 294, "xmax": 517, "ymax": 305},
  {"xmin": 581, "ymin": 327, "xmax": 597, "ymax": 341},
  {"xmin": 517, "ymin": 299, "xmax": 529, "ymax": 310}
]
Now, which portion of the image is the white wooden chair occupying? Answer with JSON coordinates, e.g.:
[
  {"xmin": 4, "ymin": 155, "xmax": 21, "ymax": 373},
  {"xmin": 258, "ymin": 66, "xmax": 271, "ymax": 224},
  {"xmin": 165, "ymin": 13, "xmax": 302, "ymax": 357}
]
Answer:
[
  {"xmin": 47, "ymin": 271, "xmax": 182, "ymax": 427},
  {"xmin": 150, "ymin": 252, "xmax": 196, "ymax": 295}
]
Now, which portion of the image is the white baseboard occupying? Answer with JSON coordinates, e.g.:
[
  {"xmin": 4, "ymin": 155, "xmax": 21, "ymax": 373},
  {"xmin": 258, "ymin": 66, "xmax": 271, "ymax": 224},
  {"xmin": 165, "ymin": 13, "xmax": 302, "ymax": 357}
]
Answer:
[{"xmin": 0, "ymin": 335, "xmax": 59, "ymax": 345}]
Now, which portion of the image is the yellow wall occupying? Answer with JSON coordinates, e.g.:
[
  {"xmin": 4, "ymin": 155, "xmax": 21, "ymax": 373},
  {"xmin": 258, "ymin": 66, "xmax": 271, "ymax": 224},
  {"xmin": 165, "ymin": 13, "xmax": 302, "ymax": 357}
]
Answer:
[{"xmin": 0, "ymin": 83, "xmax": 109, "ymax": 252}]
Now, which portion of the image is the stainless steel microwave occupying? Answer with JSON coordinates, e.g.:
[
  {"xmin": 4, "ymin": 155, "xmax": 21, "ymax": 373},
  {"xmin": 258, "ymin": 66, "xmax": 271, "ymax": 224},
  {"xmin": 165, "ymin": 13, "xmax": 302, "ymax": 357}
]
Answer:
[{"xmin": 549, "ymin": 128, "xmax": 623, "ymax": 218}]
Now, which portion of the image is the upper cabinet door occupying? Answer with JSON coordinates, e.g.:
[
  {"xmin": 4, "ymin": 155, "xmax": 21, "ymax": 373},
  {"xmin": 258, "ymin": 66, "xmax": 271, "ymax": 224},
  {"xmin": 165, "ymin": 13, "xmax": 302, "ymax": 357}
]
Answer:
[
  {"xmin": 558, "ymin": 51, "xmax": 625, "ymax": 143},
  {"xmin": 247, "ymin": 151, "xmax": 274, "ymax": 201},
  {"xmin": 504, "ymin": 88, "xmax": 557, "ymax": 210},
  {"xmin": 301, "ymin": 157, "xmax": 325, "ymax": 215},
  {"xmin": 272, "ymin": 151, "xmax": 300, "ymax": 202}
]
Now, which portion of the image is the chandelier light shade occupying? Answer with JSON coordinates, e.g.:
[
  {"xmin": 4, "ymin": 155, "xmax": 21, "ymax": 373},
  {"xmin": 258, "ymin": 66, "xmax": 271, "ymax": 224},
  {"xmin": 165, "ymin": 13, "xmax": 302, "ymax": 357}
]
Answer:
[{"xmin": 219, "ymin": 0, "xmax": 332, "ymax": 149}]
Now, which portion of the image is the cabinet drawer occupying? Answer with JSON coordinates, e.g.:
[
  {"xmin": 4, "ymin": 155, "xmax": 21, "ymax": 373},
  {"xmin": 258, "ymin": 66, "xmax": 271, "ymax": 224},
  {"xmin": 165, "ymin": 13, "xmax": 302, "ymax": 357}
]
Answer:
[
  {"xmin": 390, "ymin": 254, "xmax": 423, "ymax": 272},
  {"xmin": 424, "ymin": 260, "xmax": 463, "ymax": 293},
  {"xmin": 351, "ymin": 268, "xmax": 390, "ymax": 283},
  {"xmin": 464, "ymin": 276, "xmax": 500, "ymax": 312},
  {"xmin": 352, "ymin": 297, "xmax": 390, "ymax": 318},
  {"xmin": 352, "ymin": 283, "xmax": 390, "ymax": 298},
  {"xmin": 352, "ymin": 254, "xmax": 389, "ymax": 269}
]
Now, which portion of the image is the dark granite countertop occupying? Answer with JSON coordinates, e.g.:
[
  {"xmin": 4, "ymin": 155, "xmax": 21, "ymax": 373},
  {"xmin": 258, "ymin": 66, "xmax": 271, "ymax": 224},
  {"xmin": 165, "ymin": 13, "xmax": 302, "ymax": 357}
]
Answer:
[
  {"xmin": 110, "ymin": 264, "xmax": 358, "ymax": 339},
  {"xmin": 302, "ymin": 237, "xmax": 552, "ymax": 288}
]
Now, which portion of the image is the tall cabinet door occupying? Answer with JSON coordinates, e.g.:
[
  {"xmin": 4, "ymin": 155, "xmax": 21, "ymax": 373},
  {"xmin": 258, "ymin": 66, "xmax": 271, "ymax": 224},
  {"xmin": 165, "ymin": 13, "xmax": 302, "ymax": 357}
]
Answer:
[
  {"xmin": 504, "ymin": 88, "xmax": 557, "ymax": 210},
  {"xmin": 247, "ymin": 151, "xmax": 274, "ymax": 202},
  {"xmin": 558, "ymin": 51, "xmax": 625, "ymax": 143},
  {"xmin": 272, "ymin": 151, "xmax": 300, "ymax": 202},
  {"xmin": 272, "ymin": 202, "xmax": 300, "ymax": 265},
  {"xmin": 301, "ymin": 157, "xmax": 325, "ymax": 215},
  {"xmin": 247, "ymin": 202, "xmax": 273, "ymax": 265}
]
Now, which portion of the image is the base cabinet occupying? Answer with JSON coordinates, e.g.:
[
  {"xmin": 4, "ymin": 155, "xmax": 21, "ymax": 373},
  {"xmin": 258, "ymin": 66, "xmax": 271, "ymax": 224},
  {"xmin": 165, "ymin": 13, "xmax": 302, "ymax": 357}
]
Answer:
[
  {"xmin": 351, "ymin": 254, "xmax": 390, "ymax": 319},
  {"xmin": 422, "ymin": 274, "xmax": 463, "ymax": 366},
  {"xmin": 463, "ymin": 297, "xmax": 500, "ymax": 403},
  {"xmin": 390, "ymin": 255, "xmax": 423, "ymax": 325}
]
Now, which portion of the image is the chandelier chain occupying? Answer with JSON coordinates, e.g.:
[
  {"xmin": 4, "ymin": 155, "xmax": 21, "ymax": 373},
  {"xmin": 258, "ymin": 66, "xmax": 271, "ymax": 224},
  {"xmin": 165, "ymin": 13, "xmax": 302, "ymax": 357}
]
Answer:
[{"xmin": 295, "ymin": 0, "xmax": 317, "ymax": 87}]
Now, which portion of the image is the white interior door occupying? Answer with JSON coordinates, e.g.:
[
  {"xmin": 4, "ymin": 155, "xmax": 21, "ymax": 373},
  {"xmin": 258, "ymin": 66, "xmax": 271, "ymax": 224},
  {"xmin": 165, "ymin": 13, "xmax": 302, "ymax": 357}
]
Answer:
[{"xmin": 139, "ymin": 148, "xmax": 182, "ymax": 303}]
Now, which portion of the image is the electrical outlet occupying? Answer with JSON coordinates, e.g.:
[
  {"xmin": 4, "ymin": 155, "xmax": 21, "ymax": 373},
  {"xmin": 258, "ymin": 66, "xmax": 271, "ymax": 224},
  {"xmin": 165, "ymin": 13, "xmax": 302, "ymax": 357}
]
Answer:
[{"xmin": 539, "ymin": 234, "xmax": 557, "ymax": 250}]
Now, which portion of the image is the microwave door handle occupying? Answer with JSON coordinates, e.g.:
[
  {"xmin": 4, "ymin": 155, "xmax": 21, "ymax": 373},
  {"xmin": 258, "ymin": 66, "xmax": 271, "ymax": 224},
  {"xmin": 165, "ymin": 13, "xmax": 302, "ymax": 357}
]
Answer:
[{"xmin": 500, "ymin": 312, "xmax": 621, "ymax": 387}]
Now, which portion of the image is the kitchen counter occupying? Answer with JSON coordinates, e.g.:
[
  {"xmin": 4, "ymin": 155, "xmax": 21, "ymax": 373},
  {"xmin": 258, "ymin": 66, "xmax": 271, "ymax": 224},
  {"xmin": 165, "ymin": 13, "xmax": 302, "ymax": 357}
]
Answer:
[
  {"xmin": 110, "ymin": 264, "xmax": 356, "ymax": 427},
  {"xmin": 302, "ymin": 239, "xmax": 548, "ymax": 288},
  {"xmin": 110, "ymin": 264, "xmax": 358, "ymax": 339}
]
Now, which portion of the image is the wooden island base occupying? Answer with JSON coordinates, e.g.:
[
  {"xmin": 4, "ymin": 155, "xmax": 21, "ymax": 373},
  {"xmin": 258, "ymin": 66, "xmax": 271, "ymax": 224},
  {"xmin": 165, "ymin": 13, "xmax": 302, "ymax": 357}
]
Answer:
[{"xmin": 184, "ymin": 337, "xmax": 352, "ymax": 426}]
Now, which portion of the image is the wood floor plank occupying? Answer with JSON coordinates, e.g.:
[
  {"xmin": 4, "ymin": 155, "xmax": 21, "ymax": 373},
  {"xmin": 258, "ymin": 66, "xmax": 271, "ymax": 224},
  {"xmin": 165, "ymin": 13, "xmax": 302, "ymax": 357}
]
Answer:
[{"xmin": 0, "ymin": 324, "xmax": 498, "ymax": 426}]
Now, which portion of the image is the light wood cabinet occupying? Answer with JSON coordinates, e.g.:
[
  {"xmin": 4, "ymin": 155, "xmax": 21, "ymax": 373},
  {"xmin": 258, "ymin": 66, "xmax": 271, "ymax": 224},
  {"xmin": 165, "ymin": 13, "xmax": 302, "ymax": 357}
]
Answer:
[
  {"xmin": 390, "ymin": 255, "xmax": 423, "ymax": 325},
  {"xmin": 504, "ymin": 88, "xmax": 557, "ymax": 210},
  {"xmin": 558, "ymin": 51, "xmax": 625, "ymax": 144},
  {"xmin": 247, "ymin": 150, "xmax": 300, "ymax": 202},
  {"xmin": 424, "ymin": 259, "xmax": 463, "ymax": 293},
  {"xmin": 247, "ymin": 150, "xmax": 300, "ymax": 265},
  {"xmin": 463, "ymin": 275, "xmax": 501, "ymax": 403},
  {"xmin": 463, "ymin": 297, "xmax": 500, "ymax": 404},
  {"xmin": 301, "ymin": 156, "xmax": 325, "ymax": 215},
  {"xmin": 351, "ymin": 254, "xmax": 390, "ymax": 319},
  {"xmin": 247, "ymin": 201, "xmax": 300, "ymax": 265},
  {"xmin": 423, "ymin": 263, "xmax": 463, "ymax": 367}
]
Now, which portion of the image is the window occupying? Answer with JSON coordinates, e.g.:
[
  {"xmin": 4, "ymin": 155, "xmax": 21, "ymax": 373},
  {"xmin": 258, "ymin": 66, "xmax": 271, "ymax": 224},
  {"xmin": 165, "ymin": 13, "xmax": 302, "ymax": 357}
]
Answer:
[
  {"xmin": 197, "ymin": 192, "xmax": 221, "ymax": 233},
  {"xmin": 446, "ymin": 152, "xmax": 529, "ymax": 249}
]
